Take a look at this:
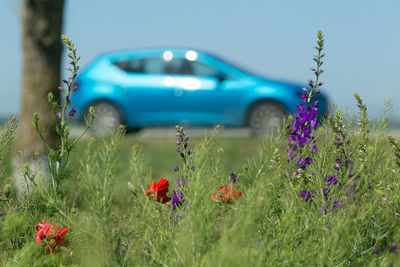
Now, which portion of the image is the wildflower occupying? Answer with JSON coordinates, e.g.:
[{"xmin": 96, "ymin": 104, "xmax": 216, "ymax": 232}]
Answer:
[
  {"xmin": 57, "ymin": 112, "xmax": 62, "ymax": 119},
  {"xmin": 173, "ymin": 166, "xmax": 179, "ymax": 172},
  {"xmin": 68, "ymin": 108, "xmax": 77, "ymax": 117},
  {"xmin": 389, "ymin": 243, "xmax": 398, "ymax": 253},
  {"xmin": 229, "ymin": 172, "xmax": 238, "ymax": 183},
  {"xmin": 146, "ymin": 177, "xmax": 171, "ymax": 203},
  {"xmin": 372, "ymin": 247, "xmax": 379, "ymax": 254},
  {"xmin": 211, "ymin": 185, "xmax": 242, "ymax": 204},
  {"xmin": 300, "ymin": 190, "xmax": 314, "ymax": 201},
  {"xmin": 35, "ymin": 222, "xmax": 68, "ymax": 254},
  {"xmin": 0, "ymin": 211, "xmax": 3, "ymax": 216},
  {"xmin": 170, "ymin": 189, "xmax": 184, "ymax": 210}
]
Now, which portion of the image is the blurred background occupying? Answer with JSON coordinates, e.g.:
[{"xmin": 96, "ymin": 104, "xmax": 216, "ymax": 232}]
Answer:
[{"xmin": 1, "ymin": 0, "xmax": 399, "ymax": 123}]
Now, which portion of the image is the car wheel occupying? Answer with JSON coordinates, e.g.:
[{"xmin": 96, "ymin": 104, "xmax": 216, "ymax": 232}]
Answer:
[
  {"xmin": 248, "ymin": 101, "xmax": 286, "ymax": 137},
  {"xmin": 86, "ymin": 102, "xmax": 122, "ymax": 136}
]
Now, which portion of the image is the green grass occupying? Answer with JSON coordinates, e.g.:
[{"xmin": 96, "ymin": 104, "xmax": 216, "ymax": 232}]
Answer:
[
  {"xmin": 68, "ymin": 134, "xmax": 261, "ymax": 207},
  {"xmin": 1, "ymin": 120, "xmax": 400, "ymax": 266}
]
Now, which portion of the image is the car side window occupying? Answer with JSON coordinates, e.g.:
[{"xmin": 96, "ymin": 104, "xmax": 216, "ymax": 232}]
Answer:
[
  {"xmin": 113, "ymin": 59, "xmax": 144, "ymax": 73},
  {"xmin": 165, "ymin": 58, "xmax": 219, "ymax": 77},
  {"xmin": 190, "ymin": 61, "xmax": 218, "ymax": 77},
  {"xmin": 114, "ymin": 57, "xmax": 223, "ymax": 77}
]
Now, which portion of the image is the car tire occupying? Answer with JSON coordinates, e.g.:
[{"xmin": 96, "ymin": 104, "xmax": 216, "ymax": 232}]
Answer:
[
  {"xmin": 248, "ymin": 101, "xmax": 286, "ymax": 137},
  {"xmin": 86, "ymin": 102, "xmax": 123, "ymax": 137}
]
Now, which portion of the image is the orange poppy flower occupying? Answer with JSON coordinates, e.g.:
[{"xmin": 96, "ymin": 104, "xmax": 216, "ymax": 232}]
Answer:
[
  {"xmin": 211, "ymin": 185, "xmax": 242, "ymax": 204},
  {"xmin": 146, "ymin": 177, "xmax": 171, "ymax": 203},
  {"xmin": 35, "ymin": 222, "xmax": 68, "ymax": 254}
]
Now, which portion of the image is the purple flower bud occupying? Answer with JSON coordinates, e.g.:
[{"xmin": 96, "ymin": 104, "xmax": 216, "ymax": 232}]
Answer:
[
  {"xmin": 176, "ymin": 141, "xmax": 181, "ymax": 145},
  {"xmin": 180, "ymin": 152, "xmax": 185, "ymax": 158},
  {"xmin": 348, "ymin": 152, "xmax": 353, "ymax": 157},
  {"xmin": 177, "ymin": 148, "xmax": 182, "ymax": 152},
  {"xmin": 372, "ymin": 247, "xmax": 379, "ymax": 254},
  {"xmin": 73, "ymin": 84, "xmax": 78, "ymax": 91},
  {"xmin": 184, "ymin": 142, "xmax": 188, "ymax": 149},
  {"xmin": 176, "ymin": 132, "xmax": 180, "ymax": 137},
  {"xmin": 188, "ymin": 149, "xmax": 193, "ymax": 155},
  {"xmin": 301, "ymin": 93, "xmax": 307, "ymax": 102},
  {"xmin": 184, "ymin": 136, "xmax": 189, "ymax": 141},
  {"xmin": 273, "ymin": 221, "xmax": 278, "ymax": 225},
  {"xmin": 334, "ymin": 163, "xmax": 341, "ymax": 170},
  {"xmin": 314, "ymin": 89, "xmax": 320, "ymax": 95},
  {"xmin": 68, "ymin": 108, "xmax": 77, "ymax": 117},
  {"xmin": 63, "ymin": 79, "xmax": 68, "ymax": 84},
  {"xmin": 191, "ymin": 166, "xmax": 195, "ymax": 170},
  {"xmin": 389, "ymin": 243, "xmax": 398, "ymax": 253},
  {"xmin": 57, "ymin": 112, "xmax": 62, "ymax": 119},
  {"xmin": 174, "ymin": 166, "xmax": 179, "ymax": 172},
  {"xmin": 58, "ymin": 86, "xmax": 63, "ymax": 91},
  {"xmin": 0, "ymin": 211, "xmax": 3, "ymax": 216},
  {"xmin": 318, "ymin": 82, "xmax": 324, "ymax": 86},
  {"xmin": 66, "ymin": 95, "xmax": 70, "ymax": 104},
  {"xmin": 335, "ymin": 141, "xmax": 343, "ymax": 146},
  {"xmin": 309, "ymin": 67, "xmax": 316, "ymax": 71}
]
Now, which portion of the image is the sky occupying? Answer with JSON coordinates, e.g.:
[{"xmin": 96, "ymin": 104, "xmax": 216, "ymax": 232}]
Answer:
[{"xmin": 1, "ymin": 0, "xmax": 399, "ymax": 120}]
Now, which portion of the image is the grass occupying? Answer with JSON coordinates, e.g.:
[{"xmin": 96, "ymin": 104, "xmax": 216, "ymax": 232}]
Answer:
[{"xmin": 68, "ymin": 134, "xmax": 261, "ymax": 207}]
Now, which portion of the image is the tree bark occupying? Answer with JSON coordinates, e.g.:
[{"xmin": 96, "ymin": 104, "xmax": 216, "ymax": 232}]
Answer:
[{"xmin": 15, "ymin": 0, "xmax": 65, "ymax": 162}]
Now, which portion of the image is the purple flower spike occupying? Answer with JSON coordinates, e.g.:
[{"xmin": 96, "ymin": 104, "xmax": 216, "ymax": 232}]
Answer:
[
  {"xmin": 68, "ymin": 108, "xmax": 77, "ymax": 117},
  {"xmin": 174, "ymin": 166, "xmax": 179, "ymax": 172},
  {"xmin": 170, "ymin": 189, "xmax": 184, "ymax": 210}
]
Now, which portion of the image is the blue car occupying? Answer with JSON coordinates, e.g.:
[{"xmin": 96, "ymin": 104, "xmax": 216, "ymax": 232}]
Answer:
[{"xmin": 71, "ymin": 48, "xmax": 328, "ymax": 136}]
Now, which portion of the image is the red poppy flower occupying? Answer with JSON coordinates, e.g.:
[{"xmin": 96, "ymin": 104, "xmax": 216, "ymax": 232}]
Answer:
[
  {"xmin": 35, "ymin": 222, "xmax": 68, "ymax": 254},
  {"xmin": 211, "ymin": 185, "xmax": 242, "ymax": 204},
  {"xmin": 146, "ymin": 177, "xmax": 171, "ymax": 203}
]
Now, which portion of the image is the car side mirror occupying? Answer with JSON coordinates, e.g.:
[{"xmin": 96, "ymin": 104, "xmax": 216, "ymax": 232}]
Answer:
[{"xmin": 212, "ymin": 72, "xmax": 227, "ymax": 83}]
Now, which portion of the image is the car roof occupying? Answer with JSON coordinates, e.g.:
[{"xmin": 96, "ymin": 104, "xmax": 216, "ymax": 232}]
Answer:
[{"xmin": 98, "ymin": 48, "xmax": 208, "ymax": 62}]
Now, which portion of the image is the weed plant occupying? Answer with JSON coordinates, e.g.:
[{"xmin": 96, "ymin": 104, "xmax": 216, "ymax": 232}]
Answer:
[{"xmin": 1, "ymin": 31, "xmax": 400, "ymax": 266}]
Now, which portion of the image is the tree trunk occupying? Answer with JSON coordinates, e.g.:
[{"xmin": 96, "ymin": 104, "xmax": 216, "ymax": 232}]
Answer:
[
  {"xmin": 15, "ymin": 0, "xmax": 64, "ymax": 161},
  {"xmin": 14, "ymin": 0, "xmax": 65, "ymax": 193}
]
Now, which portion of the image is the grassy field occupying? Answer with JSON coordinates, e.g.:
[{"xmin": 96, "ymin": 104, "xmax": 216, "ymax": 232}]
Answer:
[{"xmin": 68, "ymin": 133, "xmax": 262, "ymax": 206}]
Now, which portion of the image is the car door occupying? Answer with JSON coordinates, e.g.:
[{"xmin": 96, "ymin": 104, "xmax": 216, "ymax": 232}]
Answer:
[
  {"xmin": 169, "ymin": 57, "xmax": 248, "ymax": 126},
  {"xmin": 118, "ymin": 57, "xmax": 180, "ymax": 126}
]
